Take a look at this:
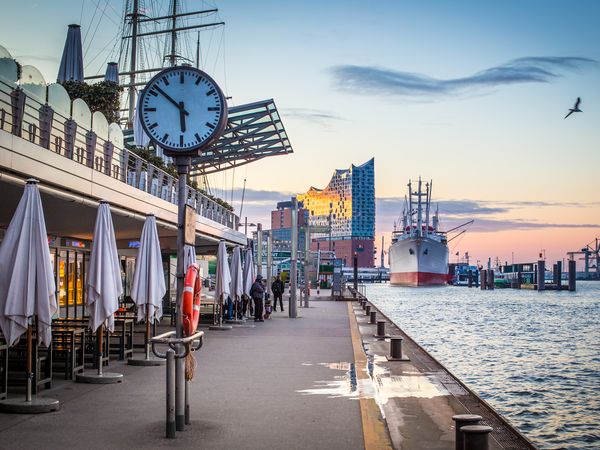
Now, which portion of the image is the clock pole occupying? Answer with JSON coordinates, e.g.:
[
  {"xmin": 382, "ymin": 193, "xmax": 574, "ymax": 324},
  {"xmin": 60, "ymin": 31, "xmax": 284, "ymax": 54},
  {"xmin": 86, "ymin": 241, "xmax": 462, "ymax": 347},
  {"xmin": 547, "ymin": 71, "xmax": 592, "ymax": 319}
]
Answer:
[{"xmin": 175, "ymin": 155, "xmax": 191, "ymax": 431}]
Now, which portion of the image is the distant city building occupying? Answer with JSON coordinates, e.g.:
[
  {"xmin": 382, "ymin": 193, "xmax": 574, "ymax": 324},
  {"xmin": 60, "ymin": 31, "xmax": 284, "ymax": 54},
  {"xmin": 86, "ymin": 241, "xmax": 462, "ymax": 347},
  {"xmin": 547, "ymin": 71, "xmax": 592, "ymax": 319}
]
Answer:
[{"xmin": 297, "ymin": 158, "xmax": 375, "ymax": 267}]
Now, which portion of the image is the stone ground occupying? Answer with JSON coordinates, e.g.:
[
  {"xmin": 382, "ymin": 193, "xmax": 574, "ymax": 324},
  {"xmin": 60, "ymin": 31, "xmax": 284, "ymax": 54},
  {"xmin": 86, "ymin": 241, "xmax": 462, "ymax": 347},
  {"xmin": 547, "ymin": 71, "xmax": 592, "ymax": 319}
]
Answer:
[{"xmin": 0, "ymin": 295, "xmax": 365, "ymax": 450}]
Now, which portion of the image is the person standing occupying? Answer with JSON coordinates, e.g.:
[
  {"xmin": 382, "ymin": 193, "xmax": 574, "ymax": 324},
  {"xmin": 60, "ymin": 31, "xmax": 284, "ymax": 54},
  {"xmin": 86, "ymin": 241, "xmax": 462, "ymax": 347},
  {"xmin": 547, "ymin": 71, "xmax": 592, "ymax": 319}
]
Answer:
[
  {"xmin": 250, "ymin": 274, "xmax": 265, "ymax": 322},
  {"xmin": 271, "ymin": 274, "xmax": 285, "ymax": 312}
]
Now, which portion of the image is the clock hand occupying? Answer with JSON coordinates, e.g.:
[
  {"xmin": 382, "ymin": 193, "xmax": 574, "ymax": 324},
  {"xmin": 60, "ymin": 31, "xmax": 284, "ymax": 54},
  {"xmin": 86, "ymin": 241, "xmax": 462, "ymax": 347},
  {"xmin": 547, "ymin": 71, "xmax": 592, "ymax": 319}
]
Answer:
[
  {"xmin": 179, "ymin": 102, "xmax": 186, "ymax": 133},
  {"xmin": 154, "ymin": 85, "xmax": 190, "ymax": 116}
]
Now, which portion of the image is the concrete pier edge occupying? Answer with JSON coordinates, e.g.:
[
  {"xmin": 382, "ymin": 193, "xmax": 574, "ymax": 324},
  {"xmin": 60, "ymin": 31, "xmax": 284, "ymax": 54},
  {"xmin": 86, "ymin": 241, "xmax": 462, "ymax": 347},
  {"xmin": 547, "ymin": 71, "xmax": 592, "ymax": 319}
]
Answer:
[{"xmin": 351, "ymin": 291, "xmax": 537, "ymax": 450}]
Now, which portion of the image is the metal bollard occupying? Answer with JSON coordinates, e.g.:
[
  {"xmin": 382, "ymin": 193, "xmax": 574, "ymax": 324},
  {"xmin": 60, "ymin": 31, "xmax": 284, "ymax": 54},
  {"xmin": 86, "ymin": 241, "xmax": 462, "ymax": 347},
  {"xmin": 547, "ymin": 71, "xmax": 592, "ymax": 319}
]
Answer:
[
  {"xmin": 461, "ymin": 425, "xmax": 493, "ymax": 450},
  {"xmin": 374, "ymin": 320, "xmax": 387, "ymax": 338},
  {"xmin": 387, "ymin": 336, "xmax": 409, "ymax": 361},
  {"xmin": 369, "ymin": 311, "xmax": 377, "ymax": 324},
  {"xmin": 166, "ymin": 349, "xmax": 176, "ymax": 439},
  {"xmin": 452, "ymin": 414, "xmax": 482, "ymax": 450},
  {"xmin": 185, "ymin": 379, "xmax": 190, "ymax": 425},
  {"xmin": 362, "ymin": 300, "xmax": 367, "ymax": 311},
  {"xmin": 176, "ymin": 356, "xmax": 185, "ymax": 430},
  {"xmin": 365, "ymin": 304, "xmax": 371, "ymax": 315}
]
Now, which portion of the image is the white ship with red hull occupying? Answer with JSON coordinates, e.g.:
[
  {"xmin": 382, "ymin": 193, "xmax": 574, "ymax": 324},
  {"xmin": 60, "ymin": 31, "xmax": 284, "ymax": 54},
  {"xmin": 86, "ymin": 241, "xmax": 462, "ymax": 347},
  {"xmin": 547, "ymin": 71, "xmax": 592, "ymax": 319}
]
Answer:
[{"xmin": 389, "ymin": 179, "xmax": 449, "ymax": 286}]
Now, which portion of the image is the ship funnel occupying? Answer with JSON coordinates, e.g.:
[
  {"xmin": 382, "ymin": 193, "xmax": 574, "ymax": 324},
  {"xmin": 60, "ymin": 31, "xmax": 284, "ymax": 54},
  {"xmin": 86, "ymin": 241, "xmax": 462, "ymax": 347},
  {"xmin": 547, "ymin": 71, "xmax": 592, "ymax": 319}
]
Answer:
[{"xmin": 57, "ymin": 24, "xmax": 84, "ymax": 82}]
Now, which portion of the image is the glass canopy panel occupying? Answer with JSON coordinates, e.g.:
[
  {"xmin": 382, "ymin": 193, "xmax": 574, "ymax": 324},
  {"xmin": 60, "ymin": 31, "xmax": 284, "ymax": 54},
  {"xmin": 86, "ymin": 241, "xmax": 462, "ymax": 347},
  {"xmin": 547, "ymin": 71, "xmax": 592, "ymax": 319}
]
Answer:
[
  {"xmin": 0, "ymin": 57, "xmax": 18, "ymax": 84},
  {"xmin": 20, "ymin": 65, "xmax": 46, "ymax": 102},
  {"xmin": 0, "ymin": 45, "xmax": 11, "ymax": 59},
  {"xmin": 47, "ymin": 83, "xmax": 72, "ymax": 118},
  {"xmin": 108, "ymin": 123, "xmax": 124, "ymax": 148},
  {"xmin": 92, "ymin": 111, "xmax": 109, "ymax": 140},
  {"xmin": 72, "ymin": 98, "xmax": 91, "ymax": 130}
]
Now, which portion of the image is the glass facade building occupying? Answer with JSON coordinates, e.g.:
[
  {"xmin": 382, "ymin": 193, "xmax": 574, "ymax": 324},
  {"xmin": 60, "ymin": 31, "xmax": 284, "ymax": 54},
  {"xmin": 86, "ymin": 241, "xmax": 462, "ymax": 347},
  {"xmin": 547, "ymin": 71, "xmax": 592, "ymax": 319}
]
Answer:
[{"xmin": 297, "ymin": 158, "xmax": 375, "ymax": 267}]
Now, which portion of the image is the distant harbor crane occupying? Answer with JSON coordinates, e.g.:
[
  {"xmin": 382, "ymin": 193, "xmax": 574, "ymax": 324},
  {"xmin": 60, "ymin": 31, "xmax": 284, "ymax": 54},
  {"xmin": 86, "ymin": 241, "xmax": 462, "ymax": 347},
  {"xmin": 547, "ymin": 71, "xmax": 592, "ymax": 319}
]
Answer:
[{"xmin": 567, "ymin": 238, "xmax": 599, "ymax": 279}]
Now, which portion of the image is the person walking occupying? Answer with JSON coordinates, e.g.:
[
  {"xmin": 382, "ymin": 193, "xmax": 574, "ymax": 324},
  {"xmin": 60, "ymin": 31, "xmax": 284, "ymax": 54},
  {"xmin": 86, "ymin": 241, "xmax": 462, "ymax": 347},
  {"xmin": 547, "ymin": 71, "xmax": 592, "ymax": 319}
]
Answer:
[
  {"xmin": 250, "ymin": 274, "xmax": 265, "ymax": 322},
  {"xmin": 271, "ymin": 274, "xmax": 285, "ymax": 312}
]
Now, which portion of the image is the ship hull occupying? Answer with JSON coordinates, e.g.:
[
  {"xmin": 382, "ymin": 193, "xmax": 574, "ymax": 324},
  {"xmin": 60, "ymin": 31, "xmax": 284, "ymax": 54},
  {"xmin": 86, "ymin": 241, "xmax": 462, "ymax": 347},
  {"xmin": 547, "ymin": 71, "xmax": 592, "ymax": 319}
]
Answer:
[{"xmin": 389, "ymin": 237, "xmax": 449, "ymax": 286}]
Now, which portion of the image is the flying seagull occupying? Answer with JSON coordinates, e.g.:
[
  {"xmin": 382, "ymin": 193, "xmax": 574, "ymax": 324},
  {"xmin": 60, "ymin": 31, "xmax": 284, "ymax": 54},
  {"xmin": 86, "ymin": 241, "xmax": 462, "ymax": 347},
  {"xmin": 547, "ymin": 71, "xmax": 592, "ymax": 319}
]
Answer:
[{"xmin": 564, "ymin": 97, "xmax": 582, "ymax": 119}]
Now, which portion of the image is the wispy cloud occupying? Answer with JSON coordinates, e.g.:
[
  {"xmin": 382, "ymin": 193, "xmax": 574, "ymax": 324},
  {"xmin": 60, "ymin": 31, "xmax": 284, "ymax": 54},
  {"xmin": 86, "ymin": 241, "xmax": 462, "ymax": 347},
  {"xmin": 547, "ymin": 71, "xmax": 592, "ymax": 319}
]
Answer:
[
  {"xmin": 330, "ymin": 56, "xmax": 597, "ymax": 99},
  {"xmin": 282, "ymin": 108, "xmax": 344, "ymax": 127}
]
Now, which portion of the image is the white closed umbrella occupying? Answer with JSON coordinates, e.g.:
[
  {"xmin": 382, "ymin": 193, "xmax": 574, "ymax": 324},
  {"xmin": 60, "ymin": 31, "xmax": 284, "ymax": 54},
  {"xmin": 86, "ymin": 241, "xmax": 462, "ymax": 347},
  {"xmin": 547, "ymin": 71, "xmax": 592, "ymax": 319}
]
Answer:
[
  {"xmin": 0, "ymin": 180, "xmax": 56, "ymax": 347},
  {"xmin": 0, "ymin": 179, "xmax": 59, "ymax": 410},
  {"xmin": 129, "ymin": 215, "xmax": 165, "ymax": 363},
  {"xmin": 229, "ymin": 247, "xmax": 243, "ymax": 320},
  {"xmin": 87, "ymin": 202, "xmax": 123, "ymax": 332},
  {"xmin": 76, "ymin": 201, "xmax": 124, "ymax": 383},
  {"xmin": 131, "ymin": 215, "xmax": 165, "ymax": 323},
  {"xmin": 183, "ymin": 244, "xmax": 197, "ymax": 270},
  {"xmin": 243, "ymin": 248, "xmax": 255, "ymax": 318},
  {"xmin": 214, "ymin": 241, "xmax": 230, "ymax": 327}
]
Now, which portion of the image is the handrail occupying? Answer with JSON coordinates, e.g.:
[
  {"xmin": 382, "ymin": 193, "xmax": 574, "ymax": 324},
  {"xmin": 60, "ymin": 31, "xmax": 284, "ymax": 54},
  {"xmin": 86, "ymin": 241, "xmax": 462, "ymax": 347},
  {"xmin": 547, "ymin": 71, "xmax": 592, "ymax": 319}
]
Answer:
[
  {"xmin": 0, "ymin": 78, "xmax": 239, "ymax": 229},
  {"xmin": 150, "ymin": 330, "xmax": 204, "ymax": 359}
]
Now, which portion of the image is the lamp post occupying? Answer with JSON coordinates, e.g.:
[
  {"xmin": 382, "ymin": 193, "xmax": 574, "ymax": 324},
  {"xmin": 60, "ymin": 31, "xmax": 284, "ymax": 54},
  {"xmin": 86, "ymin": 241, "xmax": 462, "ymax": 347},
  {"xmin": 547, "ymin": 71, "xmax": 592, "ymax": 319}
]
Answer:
[{"xmin": 289, "ymin": 197, "xmax": 298, "ymax": 318}]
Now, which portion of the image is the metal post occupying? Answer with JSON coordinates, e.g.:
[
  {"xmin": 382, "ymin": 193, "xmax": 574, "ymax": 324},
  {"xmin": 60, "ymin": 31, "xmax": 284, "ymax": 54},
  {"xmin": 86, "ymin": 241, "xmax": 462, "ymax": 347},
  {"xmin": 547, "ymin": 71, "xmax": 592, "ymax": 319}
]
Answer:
[
  {"xmin": 26, "ymin": 325, "xmax": 32, "ymax": 402},
  {"xmin": 387, "ymin": 337, "xmax": 409, "ymax": 361},
  {"xmin": 185, "ymin": 379, "xmax": 190, "ymax": 425},
  {"xmin": 365, "ymin": 304, "xmax": 371, "ymax": 316},
  {"xmin": 369, "ymin": 311, "xmax": 377, "ymax": 324},
  {"xmin": 257, "ymin": 224, "xmax": 263, "ymax": 278},
  {"xmin": 488, "ymin": 269, "xmax": 494, "ymax": 290},
  {"xmin": 175, "ymin": 156, "xmax": 190, "ymax": 431},
  {"xmin": 452, "ymin": 415, "xmax": 482, "ymax": 450},
  {"xmin": 375, "ymin": 320, "xmax": 386, "ymax": 339},
  {"xmin": 568, "ymin": 260, "xmax": 576, "ymax": 291},
  {"xmin": 289, "ymin": 198, "xmax": 298, "ymax": 318},
  {"xmin": 461, "ymin": 425, "xmax": 493, "ymax": 450},
  {"xmin": 353, "ymin": 252, "xmax": 358, "ymax": 291},
  {"xmin": 166, "ymin": 349, "xmax": 176, "ymax": 438},
  {"xmin": 556, "ymin": 260, "xmax": 562, "ymax": 288},
  {"xmin": 267, "ymin": 231, "xmax": 273, "ymax": 298},
  {"xmin": 304, "ymin": 225, "xmax": 310, "ymax": 308},
  {"xmin": 537, "ymin": 260, "xmax": 545, "ymax": 291}
]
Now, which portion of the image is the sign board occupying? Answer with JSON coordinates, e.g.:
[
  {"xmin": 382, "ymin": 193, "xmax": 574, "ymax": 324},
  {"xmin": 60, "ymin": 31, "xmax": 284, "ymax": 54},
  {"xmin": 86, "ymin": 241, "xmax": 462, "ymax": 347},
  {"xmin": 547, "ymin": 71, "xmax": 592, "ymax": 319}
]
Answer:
[{"xmin": 184, "ymin": 204, "xmax": 196, "ymax": 246}]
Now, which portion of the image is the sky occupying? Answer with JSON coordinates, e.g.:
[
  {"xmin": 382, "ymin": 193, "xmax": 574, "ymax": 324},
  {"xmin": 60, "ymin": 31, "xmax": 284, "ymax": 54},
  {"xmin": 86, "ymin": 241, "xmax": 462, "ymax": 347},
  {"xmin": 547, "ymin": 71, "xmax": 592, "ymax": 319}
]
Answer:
[{"xmin": 1, "ymin": 0, "xmax": 599, "ymax": 268}]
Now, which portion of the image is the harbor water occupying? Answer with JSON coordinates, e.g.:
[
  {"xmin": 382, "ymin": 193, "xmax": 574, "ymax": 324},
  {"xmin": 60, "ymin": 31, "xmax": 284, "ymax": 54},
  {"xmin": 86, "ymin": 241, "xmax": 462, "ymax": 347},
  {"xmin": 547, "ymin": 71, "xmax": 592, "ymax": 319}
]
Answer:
[{"xmin": 365, "ymin": 281, "xmax": 600, "ymax": 450}]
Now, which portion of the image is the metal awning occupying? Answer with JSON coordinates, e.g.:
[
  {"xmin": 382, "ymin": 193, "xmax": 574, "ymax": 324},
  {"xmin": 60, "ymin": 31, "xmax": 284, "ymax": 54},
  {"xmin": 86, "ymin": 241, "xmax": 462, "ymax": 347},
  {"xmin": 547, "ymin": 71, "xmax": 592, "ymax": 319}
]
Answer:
[{"xmin": 189, "ymin": 99, "xmax": 293, "ymax": 175}]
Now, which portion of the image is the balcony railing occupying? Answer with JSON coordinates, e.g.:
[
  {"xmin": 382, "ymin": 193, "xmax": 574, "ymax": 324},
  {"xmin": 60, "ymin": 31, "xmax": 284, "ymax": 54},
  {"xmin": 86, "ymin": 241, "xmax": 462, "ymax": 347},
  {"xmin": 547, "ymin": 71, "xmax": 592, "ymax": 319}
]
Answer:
[{"xmin": 0, "ymin": 77, "xmax": 238, "ymax": 229}]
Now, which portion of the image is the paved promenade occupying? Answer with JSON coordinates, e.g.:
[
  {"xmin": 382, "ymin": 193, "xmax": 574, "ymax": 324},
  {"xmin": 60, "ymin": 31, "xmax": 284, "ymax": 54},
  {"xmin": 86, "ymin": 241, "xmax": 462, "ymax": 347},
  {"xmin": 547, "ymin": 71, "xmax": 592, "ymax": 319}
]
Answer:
[{"xmin": 0, "ymin": 297, "xmax": 366, "ymax": 450}]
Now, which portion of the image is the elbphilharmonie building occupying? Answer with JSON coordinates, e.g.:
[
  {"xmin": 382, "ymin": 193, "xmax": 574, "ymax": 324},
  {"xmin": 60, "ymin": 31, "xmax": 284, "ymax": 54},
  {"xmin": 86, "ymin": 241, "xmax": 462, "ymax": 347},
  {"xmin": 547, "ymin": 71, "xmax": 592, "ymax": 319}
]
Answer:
[{"xmin": 298, "ymin": 158, "xmax": 375, "ymax": 267}]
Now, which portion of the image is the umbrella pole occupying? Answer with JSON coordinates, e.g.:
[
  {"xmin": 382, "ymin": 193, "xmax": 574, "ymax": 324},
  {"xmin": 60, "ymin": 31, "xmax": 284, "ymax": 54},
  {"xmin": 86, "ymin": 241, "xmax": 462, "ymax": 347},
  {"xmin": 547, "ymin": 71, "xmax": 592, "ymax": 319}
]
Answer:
[
  {"xmin": 97, "ymin": 325, "xmax": 104, "ymax": 376},
  {"xmin": 25, "ymin": 324, "xmax": 33, "ymax": 402},
  {"xmin": 219, "ymin": 294, "xmax": 224, "ymax": 327},
  {"xmin": 145, "ymin": 308, "xmax": 151, "ymax": 360}
]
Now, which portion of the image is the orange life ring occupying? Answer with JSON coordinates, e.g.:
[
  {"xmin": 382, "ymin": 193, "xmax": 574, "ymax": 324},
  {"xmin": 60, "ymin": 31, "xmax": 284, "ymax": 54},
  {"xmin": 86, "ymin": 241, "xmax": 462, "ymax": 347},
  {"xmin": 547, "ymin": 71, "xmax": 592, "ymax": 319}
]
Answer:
[{"xmin": 182, "ymin": 264, "xmax": 201, "ymax": 336}]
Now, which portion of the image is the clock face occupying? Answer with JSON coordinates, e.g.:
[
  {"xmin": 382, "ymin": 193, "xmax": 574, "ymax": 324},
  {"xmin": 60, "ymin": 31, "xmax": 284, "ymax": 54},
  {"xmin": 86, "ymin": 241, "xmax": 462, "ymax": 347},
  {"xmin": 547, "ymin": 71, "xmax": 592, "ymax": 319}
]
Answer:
[{"xmin": 139, "ymin": 67, "xmax": 228, "ymax": 153}]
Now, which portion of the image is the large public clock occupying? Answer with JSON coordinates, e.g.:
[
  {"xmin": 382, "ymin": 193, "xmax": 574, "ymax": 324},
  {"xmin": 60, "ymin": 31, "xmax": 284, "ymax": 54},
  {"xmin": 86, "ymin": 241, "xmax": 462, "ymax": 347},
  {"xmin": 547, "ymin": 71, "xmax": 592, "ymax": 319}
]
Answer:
[{"xmin": 139, "ymin": 66, "xmax": 228, "ymax": 154}]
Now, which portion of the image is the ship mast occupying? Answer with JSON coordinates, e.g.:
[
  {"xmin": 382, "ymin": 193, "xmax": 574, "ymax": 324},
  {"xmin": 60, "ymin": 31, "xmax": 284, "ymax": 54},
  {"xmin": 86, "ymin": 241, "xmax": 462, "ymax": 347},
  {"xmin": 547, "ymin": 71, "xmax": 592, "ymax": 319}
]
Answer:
[
  {"xmin": 127, "ymin": 0, "xmax": 139, "ymax": 127},
  {"xmin": 416, "ymin": 178, "xmax": 423, "ymax": 237},
  {"xmin": 425, "ymin": 180, "xmax": 431, "ymax": 238},
  {"xmin": 407, "ymin": 181, "xmax": 413, "ymax": 237},
  {"xmin": 86, "ymin": 1, "xmax": 224, "ymax": 127}
]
